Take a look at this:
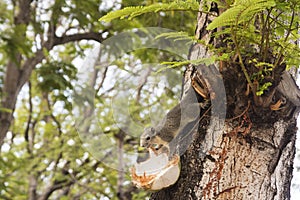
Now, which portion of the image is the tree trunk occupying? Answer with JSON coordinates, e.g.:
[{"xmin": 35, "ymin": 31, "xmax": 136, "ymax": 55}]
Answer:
[{"xmin": 150, "ymin": 2, "xmax": 300, "ymax": 200}]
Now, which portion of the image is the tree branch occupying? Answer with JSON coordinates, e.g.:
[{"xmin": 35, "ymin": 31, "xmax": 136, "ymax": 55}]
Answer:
[
  {"xmin": 135, "ymin": 67, "xmax": 152, "ymax": 103},
  {"xmin": 15, "ymin": 0, "xmax": 32, "ymax": 25},
  {"xmin": 38, "ymin": 180, "xmax": 75, "ymax": 200},
  {"xmin": 24, "ymin": 81, "xmax": 33, "ymax": 154},
  {"xmin": 53, "ymin": 32, "xmax": 105, "ymax": 46},
  {"xmin": 28, "ymin": 174, "xmax": 37, "ymax": 200},
  {"xmin": 95, "ymin": 66, "xmax": 109, "ymax": 95}
]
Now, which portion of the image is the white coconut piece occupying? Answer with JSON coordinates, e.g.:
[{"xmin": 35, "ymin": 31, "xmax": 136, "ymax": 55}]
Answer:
[
  {"xmin": 150, "ymin": 160, "xmax": 180, "ymax": 190},
  {"xmin": 131, "ymin": 149, "xmax": 180, "ymax": 190},
  {"xmin": 134, "ymin": 150, "xmax": 169, "ymax": 176}
]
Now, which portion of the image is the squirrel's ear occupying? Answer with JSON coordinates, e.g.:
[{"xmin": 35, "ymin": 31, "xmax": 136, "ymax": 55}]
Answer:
[{"xmin": 151, "ymin": 127, "xmax": 155, "ymax": 133}]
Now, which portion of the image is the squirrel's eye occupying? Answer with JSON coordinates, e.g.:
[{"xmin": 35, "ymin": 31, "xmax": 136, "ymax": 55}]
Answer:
[{"xmin": 146, "ymin": 136, "xmax": 150, "ymax": 141}]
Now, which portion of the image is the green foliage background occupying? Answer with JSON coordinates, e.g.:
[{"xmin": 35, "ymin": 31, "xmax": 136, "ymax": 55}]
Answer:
[{"xmin": 0, "ymin": 0, "xmax": 196, "ymax": 199}]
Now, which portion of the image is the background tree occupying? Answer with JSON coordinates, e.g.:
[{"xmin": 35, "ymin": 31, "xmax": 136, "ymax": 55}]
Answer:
[{"xmin": 0, "ymin": 0, "xmax": 196, "ymax": 199}]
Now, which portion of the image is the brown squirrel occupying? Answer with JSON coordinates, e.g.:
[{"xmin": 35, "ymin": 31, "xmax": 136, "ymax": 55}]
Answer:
[{"xmin": 140, "ymin": 87, "xmax": 206, "ymax": 157}]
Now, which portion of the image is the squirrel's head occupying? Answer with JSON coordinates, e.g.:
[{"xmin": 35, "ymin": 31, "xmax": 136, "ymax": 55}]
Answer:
[{"xmin": 140, "ymin": 127, "xmax": 156, "ymax": 147}]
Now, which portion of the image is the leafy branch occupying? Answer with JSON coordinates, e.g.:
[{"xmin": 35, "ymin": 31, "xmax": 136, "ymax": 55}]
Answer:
[
  {"xmin": 99, "ymin": 0, "xmax": 205, "ymax": 22},
  {"xmin": 155, "ymin": 31, "xmax": 197, "ymax": 44},
  {"xmin": 207, "ymin": 0, "xmax": 276, "ymax": 30},
  {"xmin": 157, "ymin": 53, "xmax": 229, "ymax": 73},
  {"xmin": 99, "ymin": 0, "xmax": 300, "ymax": 98},
  {"xmin": 207, "ymin": 0, "xmax": 299, "ymax": 96}
]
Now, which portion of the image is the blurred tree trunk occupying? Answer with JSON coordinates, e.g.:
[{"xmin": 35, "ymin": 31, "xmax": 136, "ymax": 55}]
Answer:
[{"xmin": 150, "ymin": 2, "xmax": 300, "ymax": 200}]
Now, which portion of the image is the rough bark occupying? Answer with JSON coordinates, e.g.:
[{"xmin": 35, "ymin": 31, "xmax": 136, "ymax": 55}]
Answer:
[{"xmin": 150, "ymin": 2, "xmax": 300, "ymax": 200}]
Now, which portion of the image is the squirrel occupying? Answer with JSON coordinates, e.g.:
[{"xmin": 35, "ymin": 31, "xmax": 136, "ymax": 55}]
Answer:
[
  {"xmin": 140, "ymin": 126, "xmax": 176, "ymax": 157},
  {"xmin": 140, "ymin": 87, "xmax": 207, "ymax": 158}
]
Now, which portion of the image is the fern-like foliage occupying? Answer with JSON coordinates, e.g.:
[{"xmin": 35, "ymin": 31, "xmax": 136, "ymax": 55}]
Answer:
[
  {"xmin": 99, "ymin": 0, "xmax": 199, "ymax": 22},
  {"xmin": 155, "ymin": 31, "xmax": 196, "ymax": 44},
  {"xmin": 207, "ymin": 0, "xmax": 275, "ymax": 30},
  {"xmin": 157, "ymin": 53, "xmax": 230, "ymax": 73}
]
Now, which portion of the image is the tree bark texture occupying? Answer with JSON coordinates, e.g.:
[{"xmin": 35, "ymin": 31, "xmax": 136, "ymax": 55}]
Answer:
[{"xmin": 150, "ymin": 2, "xmax": 300, "ymax": 200}]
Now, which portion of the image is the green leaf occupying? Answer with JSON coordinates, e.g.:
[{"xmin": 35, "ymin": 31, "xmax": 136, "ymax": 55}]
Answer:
[
  {"xmin": 155, "ymin": 31, "xmax": 196, "ymax": 44},
  {"xmin": 207, "ymin": 0, "xmax": 276, "ymax": 30},
  {"xmin": 256, "ymin": 82, "xmax": 272, "ymax": 96},
  {"xmin": 99, "ymin": 0, "xmax": 199, "ymax": 22}
]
